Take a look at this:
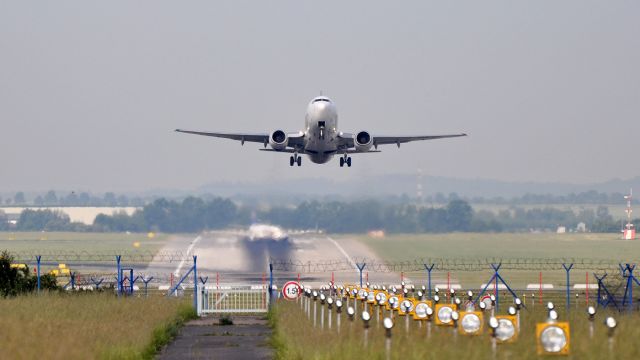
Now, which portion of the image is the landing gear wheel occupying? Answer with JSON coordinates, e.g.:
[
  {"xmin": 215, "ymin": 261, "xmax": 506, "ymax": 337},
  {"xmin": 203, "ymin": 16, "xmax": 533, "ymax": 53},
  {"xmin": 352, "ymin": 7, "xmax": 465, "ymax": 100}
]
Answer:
[
  {"xmin": 346, "ymin": 157, "xmax": 352, "ymax": 167},
  {"xmin": 289, "ymin": 156, "xmax": 294, "ymax": 166},
  {"xmin": 339, "ymin": 157, "xmax": 345, "ymax": 167},
  {"xmin": 296, "ymin": 156, "xmax": 302, "ymax": 166}
]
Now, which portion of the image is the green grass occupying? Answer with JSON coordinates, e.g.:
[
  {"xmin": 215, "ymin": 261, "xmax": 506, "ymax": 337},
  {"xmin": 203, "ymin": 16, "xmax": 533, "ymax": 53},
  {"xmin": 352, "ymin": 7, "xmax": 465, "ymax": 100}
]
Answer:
[
  {"xmin": 0, "ymin": 292, "xmax": 196, "ymax": 359},
  {"xmin": 272, "ymin": 298, "xmax": 639, "ymax": 359},
  {"xmin": 344, "ymin": 233, "xmax": 640, "ymax": 287},
  {"xmin": 0, "ymin": 231, "xmax": 169, "ymax": 254}
]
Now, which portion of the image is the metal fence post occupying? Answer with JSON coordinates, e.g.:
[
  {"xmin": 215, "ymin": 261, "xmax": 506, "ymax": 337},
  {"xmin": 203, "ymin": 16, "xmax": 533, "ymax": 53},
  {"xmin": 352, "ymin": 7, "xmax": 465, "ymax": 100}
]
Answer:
[
  {"xmin": 562, "ymin": 263, "xmax": 574, "ymax": 311},
  {"xmin": 36, "ymin": 255, "xmax": 41, "ymax": 292},
  {"xmin": 424, "ymin": 264, "xmax": 435, "ymax": 299},
  {"xmin": 356, "ymin": 263, "xmax": 366, "ymax": 287},
  {"xmin": 116, "ymin": 255, "xmax": 122, "ymax": 296},
  {"xmin": 193, "ymin": 256, "xmax": 198, "ymax": 311}
]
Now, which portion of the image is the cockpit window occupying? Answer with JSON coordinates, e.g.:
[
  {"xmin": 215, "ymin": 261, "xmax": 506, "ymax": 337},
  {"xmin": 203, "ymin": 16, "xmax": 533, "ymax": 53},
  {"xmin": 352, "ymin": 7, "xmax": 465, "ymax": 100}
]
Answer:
[{"xmin": 312, "ymin": 98, "xmax": 330, "ymax": 103}]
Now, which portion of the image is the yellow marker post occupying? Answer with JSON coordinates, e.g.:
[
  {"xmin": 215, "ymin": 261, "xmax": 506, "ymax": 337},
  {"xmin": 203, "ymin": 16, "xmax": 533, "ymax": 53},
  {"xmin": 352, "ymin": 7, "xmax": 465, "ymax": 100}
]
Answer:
[
  {"xmin": 434, "ymin": 304, "xmax": 456, "ymax": 326},
  {"xmin": 495, "ymin": 315, "xmax": 519, "ymax": 343},
  {"xmin": 537, "ymin": 322, "xmax": 570, "ymax": 355},
  {"xmin": 458, "ymin": 311, "xmax": 484, "ymax": 335}
]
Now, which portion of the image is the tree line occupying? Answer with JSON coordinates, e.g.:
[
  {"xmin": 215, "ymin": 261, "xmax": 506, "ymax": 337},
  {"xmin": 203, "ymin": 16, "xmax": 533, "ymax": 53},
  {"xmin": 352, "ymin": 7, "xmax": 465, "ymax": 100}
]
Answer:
[{"xmin": 1, "ymin": 197, "xmax": 633, "ymax": 234}]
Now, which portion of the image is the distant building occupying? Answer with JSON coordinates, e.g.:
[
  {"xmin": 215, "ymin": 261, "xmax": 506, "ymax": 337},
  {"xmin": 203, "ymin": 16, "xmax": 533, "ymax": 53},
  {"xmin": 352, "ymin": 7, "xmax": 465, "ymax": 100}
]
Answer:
[
  {"xmin": 556, "ymin": 226, "xmax": 566, "ymax": 234},
  {"xmin": 576, "ymin": 222, "xmax": 587, "ymax": 232}
]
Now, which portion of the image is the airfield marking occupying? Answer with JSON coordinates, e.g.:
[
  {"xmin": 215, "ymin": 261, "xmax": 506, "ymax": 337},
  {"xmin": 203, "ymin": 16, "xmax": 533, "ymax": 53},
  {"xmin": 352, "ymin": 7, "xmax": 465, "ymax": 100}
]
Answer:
[
  {"xmin": 326, "ymin": 236, "xmax": 360, "ymax": 273},
  {"xmin": 174, "ymin": 235, "xmax": 202, "ymax": 276}
]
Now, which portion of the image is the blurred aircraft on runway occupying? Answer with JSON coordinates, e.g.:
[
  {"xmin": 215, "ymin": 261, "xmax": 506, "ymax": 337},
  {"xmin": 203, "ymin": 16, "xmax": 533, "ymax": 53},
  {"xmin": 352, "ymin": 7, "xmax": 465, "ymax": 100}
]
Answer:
[{"xmin": 176, "ymin": 96, "xmax": 466, "ymax": 167}]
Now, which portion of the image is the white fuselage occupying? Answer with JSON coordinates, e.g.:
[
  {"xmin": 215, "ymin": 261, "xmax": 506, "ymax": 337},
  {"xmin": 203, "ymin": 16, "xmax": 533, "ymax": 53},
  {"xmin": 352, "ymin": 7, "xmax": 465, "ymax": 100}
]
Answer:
[{"xmin": 303, "ymin": 97, "xmax": 339, "ymax": 164}]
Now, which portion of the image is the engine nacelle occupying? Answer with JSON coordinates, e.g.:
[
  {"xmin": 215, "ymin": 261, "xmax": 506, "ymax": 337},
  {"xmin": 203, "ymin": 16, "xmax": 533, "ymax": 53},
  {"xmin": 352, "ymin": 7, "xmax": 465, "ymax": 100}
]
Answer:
[
  {"xmin": 269, "ymin": 130, "xmax": 289, "ymax": 150},
  {"xmin": 354, "ymin": 131, "xmax": 373, "ymax": 152}
]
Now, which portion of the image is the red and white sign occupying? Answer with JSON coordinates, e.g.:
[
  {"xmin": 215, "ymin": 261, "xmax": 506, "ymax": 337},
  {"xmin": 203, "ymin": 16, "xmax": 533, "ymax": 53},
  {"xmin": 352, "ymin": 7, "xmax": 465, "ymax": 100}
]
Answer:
[{"xmin": 282, "ymin": 281, "xmax": 302, "ymax": 300}]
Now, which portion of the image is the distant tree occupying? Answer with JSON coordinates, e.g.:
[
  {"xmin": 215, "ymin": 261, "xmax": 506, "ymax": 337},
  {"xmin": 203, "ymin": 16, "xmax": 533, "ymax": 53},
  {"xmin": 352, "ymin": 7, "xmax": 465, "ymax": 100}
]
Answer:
[
  {"xmin": 13, "ymin": 192, "xmax": 25, "ymax": 205},
  {"xmin": 446, "ymin": 199, "xmax": 473, "ymax": 231},
  {"xmin": 117, "ymin": 195, "xmax": 129, "ymax": 207},
  {"xmin": 103, "ymin": 192, "xmax": 117, "ymax": 206},
  {"xmin": 33, "ymin": 196, "xmax": 44, "ymax": 206},
  {"xmin": 63, "ymin": 192, "xmax": 79, "ymax": 206},
  {"xmin": 4, "ymin": 198, "xmax": 11, "ymax": 205},
  {"xmin": 17, "ymin": 209, "xmax": 71, "ymax": 231},
  {"xmin": 78, "ymin": 192, "xmax": 91, "ymax": 206},
  {"xmin": 43, "ymin": 191, "xmax": 58, "ymax": 206}
]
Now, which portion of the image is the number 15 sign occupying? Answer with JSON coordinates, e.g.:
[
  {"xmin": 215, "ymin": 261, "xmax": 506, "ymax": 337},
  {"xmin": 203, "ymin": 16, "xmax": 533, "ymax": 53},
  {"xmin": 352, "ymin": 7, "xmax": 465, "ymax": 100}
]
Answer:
[{"xmin": 282, "ymin": 281, "xmax": 302, "ymax": 300}]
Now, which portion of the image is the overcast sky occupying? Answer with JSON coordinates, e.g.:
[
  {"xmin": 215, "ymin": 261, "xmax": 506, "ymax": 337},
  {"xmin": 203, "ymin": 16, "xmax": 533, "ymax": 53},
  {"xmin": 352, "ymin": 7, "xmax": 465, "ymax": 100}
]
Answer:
[{"xmin": 1, "ymin": 1, "xmax": 639, "ymax": 193}]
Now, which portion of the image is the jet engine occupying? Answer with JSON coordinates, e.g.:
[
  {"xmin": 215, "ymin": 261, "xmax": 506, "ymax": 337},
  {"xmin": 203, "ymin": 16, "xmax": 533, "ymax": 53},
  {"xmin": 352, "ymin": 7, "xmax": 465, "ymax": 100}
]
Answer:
[
  {"xmin": 354, "ymin": 131, "xmax": 373, "ymax": 152},
  {"xmin": 269, "ymin": 130, "xmax": 289, "ymax": 150}
]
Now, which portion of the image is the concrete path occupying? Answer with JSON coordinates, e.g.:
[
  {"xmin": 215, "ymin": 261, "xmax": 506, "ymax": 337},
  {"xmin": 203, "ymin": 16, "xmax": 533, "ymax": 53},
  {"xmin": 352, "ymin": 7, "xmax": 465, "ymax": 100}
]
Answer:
[{"xmin": 157, "ymin": 316, "xmax": 273, "ymax": 360}]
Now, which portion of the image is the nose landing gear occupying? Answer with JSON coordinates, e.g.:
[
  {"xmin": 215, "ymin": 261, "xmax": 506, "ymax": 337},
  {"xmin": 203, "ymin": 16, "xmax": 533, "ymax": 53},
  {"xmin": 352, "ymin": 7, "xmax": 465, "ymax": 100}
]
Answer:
[{"xmin": 339, "ymin": 155, "xmax": 352, "ymax": 167}]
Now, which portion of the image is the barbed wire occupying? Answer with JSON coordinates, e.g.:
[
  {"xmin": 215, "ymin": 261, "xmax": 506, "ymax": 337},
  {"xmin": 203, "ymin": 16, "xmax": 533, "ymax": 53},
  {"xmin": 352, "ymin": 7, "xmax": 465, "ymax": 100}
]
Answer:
[
  {"xmin": 10, "ymin": 250, "xmax": 185, "ymax": 263},
  {"xmin": 269, "ymin": 257, "xmax": 634, "ymax": 273}
]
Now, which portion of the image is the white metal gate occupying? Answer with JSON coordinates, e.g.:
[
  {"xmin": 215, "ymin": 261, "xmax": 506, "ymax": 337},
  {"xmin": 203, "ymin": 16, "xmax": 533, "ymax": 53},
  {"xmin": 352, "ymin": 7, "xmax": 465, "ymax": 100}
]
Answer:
[{"xmin": 197, "ymin": 285, "xmax": 270, "ymax": 315}]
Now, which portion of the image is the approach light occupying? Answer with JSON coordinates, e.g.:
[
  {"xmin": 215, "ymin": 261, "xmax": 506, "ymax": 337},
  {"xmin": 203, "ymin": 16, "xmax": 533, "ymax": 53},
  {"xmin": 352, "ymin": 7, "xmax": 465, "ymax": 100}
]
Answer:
[
  {"xmin": 459, "ymin": 312, "xmax": 483, "ymax": 335},
  {"xmin": 489, "ymin": 317, "xmax": 499, "ymax": 331},
  {"xmin": 382, "ymin": 285, "xmax": 387, "ymax": 291},
  {"xmin": 414, "ymin": 302, "xmax": 430, "ymax": 319},
  {"xmin": 479, "ymin": 301, "xmax": 487, "ymax": 311},
  {"xmin": 587, "ymin": 306, "xmax": 596, "ymax": 320},
  {"xmin": 362, "ymin": 311, "xmax": 371, "ymax": 328},
  {"xmin": 434, "ymin": 287, "xmax": 440, "ymax": 294},
  {"xmin": 426, "ymin": 306, "xmax": 434, "ymax": 318},
  {"xmin": 537, "ymin": 322, "xmax": 570, "ymax": 355},
  {"xmin": 494, "ymin": 316, "xmax": 518, "ymax": 342},
  {"xmin": 336, "ymin": 299, "xmax": 343, "ymax": 312},
  {"xmin": 400, "ymin": 300, "xmax": 414, "ymax": 315},
  {"xmin": 367, "ymin": 291, "xmax": 375, "ymax": 303},
  {"xmin": 451, "ymin": 311, "xmax": 459, "ymax": 327},
  {"xmin": 433, "ymin": 295, "xmax": 440, "ymax": 304},
  {"xmin": 450, "ymin": 288, "xmax": 456, "ymax": 296},
  {"xmin": 383, "ymin": 317, "xmax": 394, "ymax": 338},
  {"xmin": 383, "ymin": 317, "xmax": 394, "ymax": 330},
  {"xmin": 366, "ymin": 282, "xmax": 370, "ymax": 287},
  {"xmin": 467, "ymin": 290, "xmax": 473, "ymax": 299},
  {"xmin": 347, "ymin": 306, "xmax": 355, "ymax": 321},
  {"xmin": 435, "ymin": 304, "xmax": 455, "ymax": 326},
  {"xmin": 490, "ymin": 294, "xmax": 496, "ymax": 307},
  {"xmin": 547, "ymin": 302, "xmax": 555, "ymax": 311},
  {"xmin": 401, "ymin": 281, "xmax": 406, "ymax": 288},
  {"xmin": 320, "ymin": 293, "xmax": 326, "ymax": 304},
  {"xmin": 403, "ymin": 288, "xmax": 409, "ymax": 297},
  {"xmin": 417, "ymin": 291, "xmax": 423, "ymax": 299},
  {"xmin": 313, "ymin": 291, "xmax": 318, "ymax": 300},
  {"xmin": 605, "ymin": 316, "xmax": 617, "ymax": 336},
  {"xmin": 454, "ymin": 297, "xmax": 462, "ymax": 309},
  {"xmin": 422, "ymin": 285, "xmax": 426, "ymax": 291},
  {"xmin": 508, "ymin": 306, "xmax": 516, "ymax": 316},
  {"xmin": 549, "ymin": 310, "xmax": 559, "ymax": 321},
  {"xmin": 327, "ymin": 297, "xmax": 334, "ymax": 309},
  {"xmin": 376, "ymin": 292, "xmax": 387, "ymax": 304},
  {"xmin": 514, "ymin": 298, "xmax": 522, "ymax": 310}
]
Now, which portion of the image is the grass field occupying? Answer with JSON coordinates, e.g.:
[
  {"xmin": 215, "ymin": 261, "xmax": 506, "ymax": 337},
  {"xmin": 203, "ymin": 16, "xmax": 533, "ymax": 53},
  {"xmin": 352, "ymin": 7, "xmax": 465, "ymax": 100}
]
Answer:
[
  {"xmin": 271, "ymin": 298, "xmax": 639, "ymax": 359},
  {"xmin": 0, "ymin": 292, "xmax": 195, "ymax": 359},
  {"xmin": 345, "ymin": 233, "xmax": 640, "ymax": 288},
  {"xmin": 0, "ymin": 231, "xmax": 169, "ymax": 254}
]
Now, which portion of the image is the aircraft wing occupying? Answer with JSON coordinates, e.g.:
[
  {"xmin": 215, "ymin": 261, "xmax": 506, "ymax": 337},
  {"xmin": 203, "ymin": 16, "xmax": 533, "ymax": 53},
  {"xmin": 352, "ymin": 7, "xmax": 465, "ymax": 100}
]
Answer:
[
  {"xmin": 372, "ymin": 134, "xmax": 467, "ymax": 147},
  {"xmin": 337, "ymin": 132, "xmax": 467, "ymax": 150},
  {"xmin": 175, "ymin": 129, "xmax": 305, "ymax": 148}
]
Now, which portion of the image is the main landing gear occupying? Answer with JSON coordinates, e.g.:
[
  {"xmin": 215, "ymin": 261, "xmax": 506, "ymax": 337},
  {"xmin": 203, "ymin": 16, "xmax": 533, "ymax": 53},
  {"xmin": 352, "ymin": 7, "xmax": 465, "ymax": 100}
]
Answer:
[
  {"xmin": 289, "ymin": 154, "xmax": 302, "ymax": 167},
  {"xmin": 339, "ymin": 155, "xmax": 352, "ymax": 167}
]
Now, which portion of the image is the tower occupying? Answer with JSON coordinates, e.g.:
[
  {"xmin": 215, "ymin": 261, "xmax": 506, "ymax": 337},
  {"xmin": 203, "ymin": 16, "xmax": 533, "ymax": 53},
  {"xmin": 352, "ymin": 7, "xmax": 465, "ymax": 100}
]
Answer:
[{"xmin": 623, "ymin": 189, "xmax": 635, "ymax": 240}]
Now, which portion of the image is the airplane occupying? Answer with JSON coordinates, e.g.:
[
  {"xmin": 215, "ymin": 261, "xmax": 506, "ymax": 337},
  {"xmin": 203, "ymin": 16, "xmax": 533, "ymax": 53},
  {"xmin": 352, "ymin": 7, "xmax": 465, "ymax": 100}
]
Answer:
[{"xmin": 176, "ymin": 96, "xmax": 466, "ymax": 167}]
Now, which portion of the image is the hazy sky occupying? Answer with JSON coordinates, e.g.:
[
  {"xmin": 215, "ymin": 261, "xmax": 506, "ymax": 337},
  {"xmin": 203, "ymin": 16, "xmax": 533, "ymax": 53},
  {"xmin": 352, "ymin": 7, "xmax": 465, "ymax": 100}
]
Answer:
[{"xmin": 1, "ymin": 1, "xmax": 639, "ymax": 193}]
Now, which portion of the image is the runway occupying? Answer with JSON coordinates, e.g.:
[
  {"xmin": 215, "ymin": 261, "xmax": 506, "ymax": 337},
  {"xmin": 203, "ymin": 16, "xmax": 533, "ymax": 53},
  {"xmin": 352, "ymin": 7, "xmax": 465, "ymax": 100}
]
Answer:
[{"xmin": 144, "ymin": 231, "xmax": 400, "ymax": 287}]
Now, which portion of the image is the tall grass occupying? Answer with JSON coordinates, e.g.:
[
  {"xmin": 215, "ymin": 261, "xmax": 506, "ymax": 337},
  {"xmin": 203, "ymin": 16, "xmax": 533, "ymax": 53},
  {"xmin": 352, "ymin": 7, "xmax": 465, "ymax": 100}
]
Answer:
[
  {"xmin": 272, "ymin": 298, "xmax": 640, "ymax": 359},
  {"xmin": 0, "ymin": 292, "xmax": 195, "ymax": 359}
]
